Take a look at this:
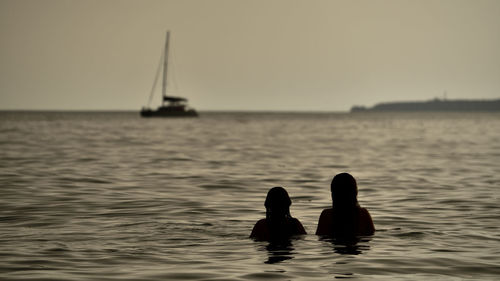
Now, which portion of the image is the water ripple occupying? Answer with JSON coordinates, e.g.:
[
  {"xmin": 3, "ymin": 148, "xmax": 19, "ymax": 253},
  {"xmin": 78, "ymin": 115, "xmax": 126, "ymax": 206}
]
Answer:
[{"xmin": 1, "ymin": 111, "xmax": 499, "ymax": 280}]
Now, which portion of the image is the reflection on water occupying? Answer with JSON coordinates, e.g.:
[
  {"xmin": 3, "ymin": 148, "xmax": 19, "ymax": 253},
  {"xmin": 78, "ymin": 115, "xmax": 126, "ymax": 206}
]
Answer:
[
  {"xmin": 265, "ymin": 239, "xmax": 295, "ymax": 264},
  {"xmin": 319, "ymin": 236, "xmax": 372, "ymax": 255},
  {"xmin": 261, "ymin": 235, "xmax": 372, "ymax": 264}
]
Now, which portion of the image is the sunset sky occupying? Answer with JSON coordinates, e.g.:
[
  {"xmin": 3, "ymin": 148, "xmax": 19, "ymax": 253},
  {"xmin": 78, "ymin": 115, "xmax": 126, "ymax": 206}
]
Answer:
[{"xmin": 1, "ymin": 0, "xmax": 499, "ymax": 111}]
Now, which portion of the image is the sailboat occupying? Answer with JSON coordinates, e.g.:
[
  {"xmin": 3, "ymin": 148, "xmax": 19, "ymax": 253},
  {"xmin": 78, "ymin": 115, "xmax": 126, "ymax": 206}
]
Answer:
[{"xmin": 140, "ymin": 31, "xmax": 198, "ymax": 117}]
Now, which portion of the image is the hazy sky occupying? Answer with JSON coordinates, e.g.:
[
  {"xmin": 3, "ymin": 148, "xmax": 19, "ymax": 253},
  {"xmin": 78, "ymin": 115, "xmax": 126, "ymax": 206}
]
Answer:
[{"xmin": 1, "ymin": 0, "xmax": 499, "ymax": 111}]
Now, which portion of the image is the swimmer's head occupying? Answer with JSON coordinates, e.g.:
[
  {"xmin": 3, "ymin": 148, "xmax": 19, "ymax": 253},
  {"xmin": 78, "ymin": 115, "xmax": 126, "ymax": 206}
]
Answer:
[
  {"xmin": 331, "ymin": 173, "xmax": 359, "ymax": 208},
  {"xmin": 265, "ymin": 186, "xmax": 291, "ymax": 219}
]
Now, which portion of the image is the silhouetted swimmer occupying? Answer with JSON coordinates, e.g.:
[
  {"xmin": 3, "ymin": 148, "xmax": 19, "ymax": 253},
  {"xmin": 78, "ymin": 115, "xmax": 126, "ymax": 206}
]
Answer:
[
  {"xmin": 316, "ymin": 173, "xmax": 375, "ymax": 238},
  {"xmin": 250, "ymin": 187, "xmax": 306, "ymax": 241}
]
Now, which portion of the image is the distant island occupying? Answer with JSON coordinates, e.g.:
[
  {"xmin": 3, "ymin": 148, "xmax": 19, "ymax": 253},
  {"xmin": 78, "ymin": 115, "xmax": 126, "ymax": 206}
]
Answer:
[{"xmin": 351, "ymin": 98, "xmax": 500, "ymax": 112}]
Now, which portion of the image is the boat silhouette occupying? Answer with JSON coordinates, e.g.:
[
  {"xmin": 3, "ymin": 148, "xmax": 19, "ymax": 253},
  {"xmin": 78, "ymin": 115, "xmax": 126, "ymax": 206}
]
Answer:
[{"xmin": 141, "ymin": 31, "xmax": 198, "ymax": 118}]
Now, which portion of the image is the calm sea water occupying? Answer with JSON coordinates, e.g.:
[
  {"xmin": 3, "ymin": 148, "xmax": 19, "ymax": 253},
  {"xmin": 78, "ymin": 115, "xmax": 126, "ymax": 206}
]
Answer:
[{"xmin": 1, "ymin": 111, "xmax": 499, "ymax": 280}]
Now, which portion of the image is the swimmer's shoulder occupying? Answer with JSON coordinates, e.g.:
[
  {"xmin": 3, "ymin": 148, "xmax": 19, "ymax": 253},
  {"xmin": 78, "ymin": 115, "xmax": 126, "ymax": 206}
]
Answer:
[
  {"xmin": 358, "ymin": 207, "xmax": 375, "ymax": 235},
  {"xmin": 250, "ymin": 219, "xmax": 269, "ymax": 240},
  {"xmin": 254, "ymin": 218, "xmax": 266, "ymax": 227},
  {"xmin": 319, "ymin": 208, "xmax": 334, "ymax": 219},
  {"xmin": 358, "ymin": 207, "xmax": 372, "ymax": 220},
  {"xmin": 290, "ymin": 217, "xmax": 307, "ymax": 234},
  {"xmin": 315, "ymin": 208, "xmax": 333, "ymax": 235}
]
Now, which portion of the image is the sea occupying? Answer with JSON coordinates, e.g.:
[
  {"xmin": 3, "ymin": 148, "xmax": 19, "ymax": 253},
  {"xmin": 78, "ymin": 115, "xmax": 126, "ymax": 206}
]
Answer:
[{"xmin": 0, "ymin": 111, "xmax": 499, "ymax": 280}]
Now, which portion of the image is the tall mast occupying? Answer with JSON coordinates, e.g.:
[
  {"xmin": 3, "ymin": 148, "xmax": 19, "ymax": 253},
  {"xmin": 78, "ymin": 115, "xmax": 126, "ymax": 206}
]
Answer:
[{"xmin": 162, "ymin": 31, "xmax": 170, "ymax": 99}]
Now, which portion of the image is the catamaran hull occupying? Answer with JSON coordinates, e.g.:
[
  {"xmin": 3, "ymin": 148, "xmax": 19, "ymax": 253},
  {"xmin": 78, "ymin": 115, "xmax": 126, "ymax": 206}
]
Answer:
[{"xmin": 140, "ymin": 109, "xmax": 198, "ymax": 118}]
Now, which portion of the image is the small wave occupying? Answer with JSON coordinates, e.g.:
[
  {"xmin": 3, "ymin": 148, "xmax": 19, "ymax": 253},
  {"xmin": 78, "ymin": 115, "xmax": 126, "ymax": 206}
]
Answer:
[
  {"xmin": 199, "ymin": 184, "xmax": 243, "ymax": 190},
  {"xmin": 291, "ymin": 195, "xmax": 315, "ymax": 201},
  {"xmin": 57, "ymin": 176, "xmax": 112, "ymax": 184},
  {"xmin": 394, "ymin": 231, "xmax": 426, "ymax": 239},
  {"xmin": 432, "ymin": 248, "xmax": 460, "ymax": 253},
  {"xmin": 323, "ymin": 164, "xmax": 349, "ymax": 169},
  {"xmin": 241, "ymin": 272, "xmax": 290, "ymax": 280},
  {"xmin": 164, "ymin": 157, "xmax": 193, "ymax": 162},
  {"xmin": 76, "ymin": 157, "xmax": 98, "ymax": 163},
  {"xmin": 291, "ymin": 179, "xmax": 318, "ymax": 184}
]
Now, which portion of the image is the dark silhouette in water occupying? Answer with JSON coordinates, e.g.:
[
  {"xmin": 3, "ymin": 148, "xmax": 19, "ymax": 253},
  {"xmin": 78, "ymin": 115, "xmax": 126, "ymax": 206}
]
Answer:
[
  {"xmin": 250, "ymin": 187, "xmax": 306, "ymax": 241},
  {"xmin": 316, "ymin": 173, "xmax": 375, "ymax": 238},
  {"xmin": 265, "ymin": 240, "xmax": 295, "ymax": 264}
]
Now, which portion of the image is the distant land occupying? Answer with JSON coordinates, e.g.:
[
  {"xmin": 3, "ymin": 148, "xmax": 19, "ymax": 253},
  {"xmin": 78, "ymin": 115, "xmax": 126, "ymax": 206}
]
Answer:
[{"xmin": 351, "ymin": 98, "xmax": 500, "ymax": 112}]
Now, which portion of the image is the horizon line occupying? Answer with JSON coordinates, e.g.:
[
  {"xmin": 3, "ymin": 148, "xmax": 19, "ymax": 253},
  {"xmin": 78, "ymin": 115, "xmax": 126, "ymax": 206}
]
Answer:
[{"xmin": 0, "ymin": 108, "xmax": 349, "ymax": 113}]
